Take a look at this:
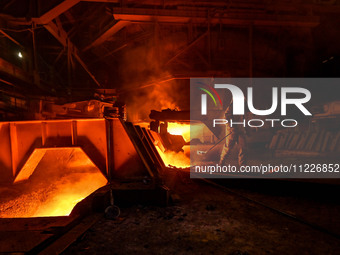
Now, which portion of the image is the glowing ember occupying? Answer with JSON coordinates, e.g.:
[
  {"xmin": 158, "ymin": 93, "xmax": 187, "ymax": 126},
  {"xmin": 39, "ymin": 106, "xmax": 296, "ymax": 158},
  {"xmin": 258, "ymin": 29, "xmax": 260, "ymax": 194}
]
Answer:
[{"xmin": 167, "ymin": 122, "xmax": 190, "ymax": 142}]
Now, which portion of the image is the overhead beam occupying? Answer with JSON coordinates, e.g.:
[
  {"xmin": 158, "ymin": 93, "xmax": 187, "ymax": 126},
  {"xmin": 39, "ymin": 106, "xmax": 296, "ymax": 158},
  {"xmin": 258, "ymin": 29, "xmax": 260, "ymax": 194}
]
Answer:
[
  {"xmin": 166, "ymin": 31, "xmax": 208, "ymax": 66},
  {"xmin": 44, "ymin": 20, "xmax": 101, "ymax": 87},
  {"xmin": 89, "ymin": 31, "xmax": 153, "ymax": 64},
  {"xmin": 32, "ymin": 0, "xmax": 81, "ymax": 25},
  {"xmin": 113, "ymin": 8, "xmax": 320, "ymax": 27},
  {"xmin": 81, "ymin": 0, "xmax": 119, "ymax": 2},
  {"xmin": 83, "ymin": 20, "xmax": 130, "ymax": 51},
  {"xmin": 4, "ymin": 1, "xmax": 340, "ymax": 29},
  {"xmin": 0, "ymin": 14, "xmax": 29, "ymax": 26},
  {"xmin": 0, "ymin": 29, "xmax": 22, "ymax": 47},
  {"xmin": 64, "ymin": 11, "xmax": 76, "ymax": 23},
  {"xmin": 67, "ymin": 5, "xmax": 103, "ymax": 37},
  {"xmin": 44, "ymin": 20, "xmax": 67, "ymax": 46}
]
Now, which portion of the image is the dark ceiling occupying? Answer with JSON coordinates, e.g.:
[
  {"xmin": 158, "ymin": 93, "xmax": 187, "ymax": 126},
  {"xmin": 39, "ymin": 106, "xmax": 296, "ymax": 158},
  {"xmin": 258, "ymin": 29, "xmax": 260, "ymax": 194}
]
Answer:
[{"xmin": 0, "ymin": 0, "xmax": 340, "ymax": 97}]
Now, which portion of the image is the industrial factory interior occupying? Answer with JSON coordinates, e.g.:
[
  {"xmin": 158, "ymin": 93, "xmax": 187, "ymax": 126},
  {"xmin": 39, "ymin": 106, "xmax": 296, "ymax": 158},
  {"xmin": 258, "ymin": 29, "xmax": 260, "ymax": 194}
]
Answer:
[{"xmin": 0, "ymin": 0, "xmax": 340, "ymax": 254}]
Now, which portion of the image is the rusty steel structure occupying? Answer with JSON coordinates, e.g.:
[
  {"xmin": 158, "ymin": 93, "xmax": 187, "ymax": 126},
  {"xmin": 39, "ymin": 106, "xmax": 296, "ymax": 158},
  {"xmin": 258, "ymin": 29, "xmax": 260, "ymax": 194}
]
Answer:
[
  {"xmin": 0, "ymin": 118, "xmax": 166, "ymax": 187},
  {"xmin": 0, "ymin": 117, "xmax": 169, "ymax": 253}
]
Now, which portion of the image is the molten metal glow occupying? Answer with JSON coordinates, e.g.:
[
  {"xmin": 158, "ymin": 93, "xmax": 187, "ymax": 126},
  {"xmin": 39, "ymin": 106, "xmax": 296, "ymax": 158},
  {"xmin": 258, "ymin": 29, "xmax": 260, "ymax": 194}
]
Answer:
[
  {"xmin": 155, "ymin": 122, "xmax": 191, "ymax": 168},
  {"xmin": 156, "ymin": 147, "xmax": 190, "ymax": 168},
  {"xmin": 0, "ymin": 148, "xmax": 107, "ymax": 218},
  {"xmin": 167, "ymin": 122, "xmax": 190, "ymax": 142},
  {"xmin": 32, "ymin": 172, "xmax": 107, "ymax": 217},
  {"xmin": 0, "ymin": 171, "xmax": 107, "ymax": 218}
]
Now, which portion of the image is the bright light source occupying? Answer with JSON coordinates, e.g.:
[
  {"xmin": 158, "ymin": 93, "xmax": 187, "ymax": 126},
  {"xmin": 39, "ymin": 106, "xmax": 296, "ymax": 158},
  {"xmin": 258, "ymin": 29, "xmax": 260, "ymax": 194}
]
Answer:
[{"xmin": 18, "ymin": 52, "xmax": 23, "ymax": 58}]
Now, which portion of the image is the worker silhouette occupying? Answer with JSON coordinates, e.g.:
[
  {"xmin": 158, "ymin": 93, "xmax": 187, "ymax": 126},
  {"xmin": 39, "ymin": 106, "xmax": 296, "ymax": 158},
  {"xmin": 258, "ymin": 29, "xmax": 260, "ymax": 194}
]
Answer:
[{"xmin": 219, "ymin": 99, "xmax": 248, "ymax": 167}]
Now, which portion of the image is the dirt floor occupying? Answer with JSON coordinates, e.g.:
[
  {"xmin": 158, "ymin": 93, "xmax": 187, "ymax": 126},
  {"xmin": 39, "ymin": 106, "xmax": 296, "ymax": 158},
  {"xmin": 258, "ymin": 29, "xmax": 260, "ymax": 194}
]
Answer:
[{"xmin": 62, "ymin": 169, "xmax": 340, "ymax": 255}]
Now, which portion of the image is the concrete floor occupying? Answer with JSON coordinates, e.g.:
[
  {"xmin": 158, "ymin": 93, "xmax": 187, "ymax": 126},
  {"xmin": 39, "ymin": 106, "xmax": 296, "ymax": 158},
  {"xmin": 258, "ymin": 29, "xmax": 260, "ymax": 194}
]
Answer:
[{"xmin": 62, "ymin": 169, "xmax": 340, "ymax": 255}]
